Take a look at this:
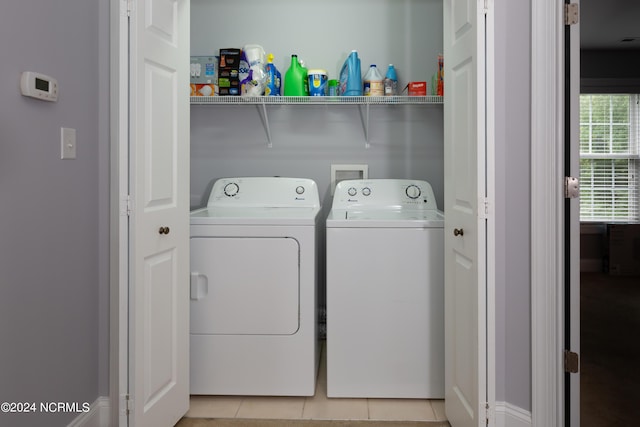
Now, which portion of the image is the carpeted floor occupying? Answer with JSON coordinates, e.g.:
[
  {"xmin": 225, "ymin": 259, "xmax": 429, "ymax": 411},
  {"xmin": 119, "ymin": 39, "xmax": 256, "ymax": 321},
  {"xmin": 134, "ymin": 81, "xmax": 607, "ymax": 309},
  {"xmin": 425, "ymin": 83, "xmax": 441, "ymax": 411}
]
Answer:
[
  {"xmin": 175, "ymin": 419, "xmax": 449, "ymax": 427},
  {"xmin": 580, "ymin": 272, "xmax": 640, "ymax": 426}
]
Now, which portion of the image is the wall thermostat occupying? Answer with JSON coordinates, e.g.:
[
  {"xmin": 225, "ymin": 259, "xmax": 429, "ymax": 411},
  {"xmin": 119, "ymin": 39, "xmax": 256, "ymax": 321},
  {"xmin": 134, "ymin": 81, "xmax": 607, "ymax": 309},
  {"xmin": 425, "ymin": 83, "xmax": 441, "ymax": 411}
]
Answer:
[{"xmin": 20, "ymin": 71, "xmax": 58, "ymax": 102}]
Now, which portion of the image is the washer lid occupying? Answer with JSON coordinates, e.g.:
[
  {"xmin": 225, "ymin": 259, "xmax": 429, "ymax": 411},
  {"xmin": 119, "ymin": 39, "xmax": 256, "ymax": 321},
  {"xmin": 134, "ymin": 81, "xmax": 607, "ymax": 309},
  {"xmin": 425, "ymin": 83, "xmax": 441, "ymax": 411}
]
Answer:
[
  {"xmin": 331, "ymin": 179, "xmax": 439, "ymax": 211},
  {"xmin": 191, "ymin": 206, "xmax": 321, "ymax": 226},
  {"xmin": 327, "ymin": 208, "xmax": 444, "ymax": 228}
]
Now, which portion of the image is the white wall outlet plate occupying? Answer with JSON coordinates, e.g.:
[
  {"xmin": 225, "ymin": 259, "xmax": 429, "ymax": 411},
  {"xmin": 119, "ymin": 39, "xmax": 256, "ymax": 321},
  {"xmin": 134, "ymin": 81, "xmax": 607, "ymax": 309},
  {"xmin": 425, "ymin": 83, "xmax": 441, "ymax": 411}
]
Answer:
[{"xmin": 330, "ymin": 164, "xmax": 368, "ymax": 195}]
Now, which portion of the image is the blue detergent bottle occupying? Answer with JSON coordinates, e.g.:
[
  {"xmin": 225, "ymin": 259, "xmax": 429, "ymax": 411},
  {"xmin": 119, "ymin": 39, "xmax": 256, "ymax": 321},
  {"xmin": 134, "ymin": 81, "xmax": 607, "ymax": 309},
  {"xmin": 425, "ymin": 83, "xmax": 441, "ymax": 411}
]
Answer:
[
  {"xmin": 339, "ymin": 50, "xmax": 362, "ymax": 96},
  {"xmin": 265, "ymin": 53, "xmax": 280, "ymax": 96}
]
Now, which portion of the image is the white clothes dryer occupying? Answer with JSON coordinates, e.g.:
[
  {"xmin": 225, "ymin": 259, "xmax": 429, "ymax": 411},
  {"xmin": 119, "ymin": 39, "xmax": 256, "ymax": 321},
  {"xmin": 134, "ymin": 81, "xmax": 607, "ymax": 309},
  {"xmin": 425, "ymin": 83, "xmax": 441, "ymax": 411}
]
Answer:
[
  {"xmin": 190, "ymin": 177, "xmax": 321, "ymax": 396},
  {"xmin": 326, "ymin": 179, "xmax": 444, "ymax": 398}
]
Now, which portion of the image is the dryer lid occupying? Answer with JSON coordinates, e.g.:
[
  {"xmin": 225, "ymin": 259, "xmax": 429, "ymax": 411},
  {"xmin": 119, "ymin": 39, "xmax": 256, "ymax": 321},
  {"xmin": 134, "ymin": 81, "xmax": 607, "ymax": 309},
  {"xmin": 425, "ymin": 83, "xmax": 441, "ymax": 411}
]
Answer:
[
  {"xmin": 191, "ymin": 206, "xmax": 321, "ymax": 225},
  {"xmin": 205, "ymin": 177, "xmax": 320, "ymax": 209}
]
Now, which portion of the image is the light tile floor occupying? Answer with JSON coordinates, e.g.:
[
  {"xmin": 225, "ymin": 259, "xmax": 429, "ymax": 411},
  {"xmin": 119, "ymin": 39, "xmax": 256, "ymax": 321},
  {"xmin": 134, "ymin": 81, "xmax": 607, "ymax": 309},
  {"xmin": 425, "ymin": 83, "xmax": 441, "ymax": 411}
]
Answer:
[{"xmin": 185, "ymin": 341, "xmax": 447, "ymax": 422}]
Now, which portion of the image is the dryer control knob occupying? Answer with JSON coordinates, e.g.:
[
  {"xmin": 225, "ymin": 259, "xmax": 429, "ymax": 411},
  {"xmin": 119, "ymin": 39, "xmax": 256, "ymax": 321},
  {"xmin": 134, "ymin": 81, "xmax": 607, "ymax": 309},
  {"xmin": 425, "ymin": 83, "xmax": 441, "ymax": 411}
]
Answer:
[
  {"xmin": 405, "ymin": 184, "xmax": 421, "ymax": 199},
  {"xmin": 224, "ymin": 182, "xmax": 239, "ymax": 197},
  {"xmin": 296, "ymin": 186, "xmax": 305, "ymax": 195},
  {"xmin": 362, "ymin": 187, "xmax": 371, "ymax": 196},
  {"xmin": 348, "ymin": 187, "xmax": 357, "ymax": 197}
]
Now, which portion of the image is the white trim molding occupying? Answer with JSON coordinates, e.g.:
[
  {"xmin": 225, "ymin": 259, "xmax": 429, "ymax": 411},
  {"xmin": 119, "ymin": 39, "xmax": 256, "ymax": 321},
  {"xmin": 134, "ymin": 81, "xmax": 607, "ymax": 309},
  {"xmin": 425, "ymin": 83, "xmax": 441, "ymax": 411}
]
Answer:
[
  {"xmin": 495, "ymin": 402, "xmax": 532, "ymax": 427},
  {"xmin": 67, "ymin": 397, "xmax": 110, "ymax": 427},
  {"xmin": 530, "ymin": 0, "xmax": 565, "ymax": 427}
]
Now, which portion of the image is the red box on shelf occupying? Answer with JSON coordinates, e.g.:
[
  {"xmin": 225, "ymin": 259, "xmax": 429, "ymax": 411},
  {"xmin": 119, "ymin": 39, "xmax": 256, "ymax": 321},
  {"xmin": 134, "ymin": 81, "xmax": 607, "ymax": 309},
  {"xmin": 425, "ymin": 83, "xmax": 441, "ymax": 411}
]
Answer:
[{"xmin": 407, "ymin": 81, "xmax": 427, "ymax": 96}]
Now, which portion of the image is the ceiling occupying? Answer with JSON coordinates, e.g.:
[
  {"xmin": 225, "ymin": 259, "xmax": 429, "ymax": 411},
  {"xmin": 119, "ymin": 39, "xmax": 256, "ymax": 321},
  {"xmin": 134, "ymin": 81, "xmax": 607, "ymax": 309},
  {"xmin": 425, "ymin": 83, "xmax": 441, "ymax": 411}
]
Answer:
[{"xmin": 580, "ymin": 0, "xmax": 640, "ymax": 50}]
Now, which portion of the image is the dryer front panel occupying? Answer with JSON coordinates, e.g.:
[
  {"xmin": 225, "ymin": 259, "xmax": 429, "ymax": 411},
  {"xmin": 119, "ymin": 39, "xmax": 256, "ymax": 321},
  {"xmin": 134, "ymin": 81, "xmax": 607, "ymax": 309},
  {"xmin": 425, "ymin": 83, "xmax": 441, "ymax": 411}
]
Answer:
[{"xmin": 190, "ymin": 237, "xmax": 300, "ymax": 335}]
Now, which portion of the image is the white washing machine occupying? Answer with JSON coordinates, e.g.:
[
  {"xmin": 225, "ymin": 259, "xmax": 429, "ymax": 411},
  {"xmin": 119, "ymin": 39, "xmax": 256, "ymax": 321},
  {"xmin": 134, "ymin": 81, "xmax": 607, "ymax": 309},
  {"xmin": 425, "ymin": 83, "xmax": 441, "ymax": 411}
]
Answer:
[
  {"xmin": 190, "ymin": 177, "xmax": 321, "ymax": 396},
  {"xmin": 326, "ymin": 179, "xmax": 444, "ymax": 398}
]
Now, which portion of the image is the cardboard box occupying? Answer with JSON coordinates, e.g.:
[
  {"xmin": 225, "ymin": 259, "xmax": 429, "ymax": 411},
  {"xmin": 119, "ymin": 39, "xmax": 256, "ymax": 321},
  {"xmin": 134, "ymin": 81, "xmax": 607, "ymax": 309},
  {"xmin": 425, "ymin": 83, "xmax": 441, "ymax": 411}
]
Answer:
[
  {"xmin": 190, "ymin": 56, "xmax": 218, "ymax": 97},
  {"xmin": 190, "ymin": 56, "xmax": 217, "ymax": 84},
  {"xmin": 607, "ymin": 224, "xmax": 640, "ymax": 276},
  {"xmin": 407, "ymin": 81, "xmax": 427, "ymax": 96},
  {"xmin": 218, "ymin": 48, "xmax": 241, "ymax": 73},
  {"xmin": 217, "ymin": 48, "xmax": 242, "ymax": 95},
  {"xmin": 190, "ymin": 84, "xmax": 216, "ymax": 97},
  {"xmin": 218, "ymin": 76, "xmax": 240, "ymax": 96}
]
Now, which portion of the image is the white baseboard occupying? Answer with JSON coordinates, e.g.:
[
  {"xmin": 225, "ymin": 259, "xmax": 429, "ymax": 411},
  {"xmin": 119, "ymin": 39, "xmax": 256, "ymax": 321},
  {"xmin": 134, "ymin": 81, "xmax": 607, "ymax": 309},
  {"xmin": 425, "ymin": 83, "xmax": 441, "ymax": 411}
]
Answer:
[
  {"xmin": 495, "ymin": 401, "xmax": 532, "ymax": 427},
  {"xmin": 67, "ymin": 396, "xmax": 110, "ymax": 427}
]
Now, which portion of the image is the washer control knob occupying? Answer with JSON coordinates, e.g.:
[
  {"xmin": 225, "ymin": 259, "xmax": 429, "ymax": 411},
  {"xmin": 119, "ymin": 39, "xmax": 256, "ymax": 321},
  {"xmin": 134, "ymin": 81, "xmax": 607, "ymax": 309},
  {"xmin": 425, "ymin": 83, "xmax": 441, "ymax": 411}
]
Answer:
[
  {"xmin": 296, "ymin": 186, "xmax": 305, "ymax": 195},
  {"xmin": 362, "ymin": 187, "xmax": 371, "ymax": 196},
  {"xmin": 348, "ymin": 187, "xmax": 357, "ymax": 197},
  {"xmin": 223, "ymin": 182, "xmax": 239, "ymax": 197},
  {"xmin": 405, "ymin": 184, "xmax": 421, "ymax": 199}
]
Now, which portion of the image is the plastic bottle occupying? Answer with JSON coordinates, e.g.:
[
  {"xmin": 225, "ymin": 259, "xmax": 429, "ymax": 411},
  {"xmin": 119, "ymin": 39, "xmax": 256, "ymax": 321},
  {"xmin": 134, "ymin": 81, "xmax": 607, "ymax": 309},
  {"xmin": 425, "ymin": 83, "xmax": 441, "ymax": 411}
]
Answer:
[
  {"xmin": 299, "ymin": 59, "xmax": 310, "ymax": 96},
  {"xmin": 265, "ymin": 53, "xmax": 280, "ymax": 96},
  {"xmin": 363, "ymin": 64, "xmax": 384, "ymax": 96},
  {"xmin": 383, "ymin": 64, "xmax": 398, "ymax": 96},
  {"xmin": 284, "ymin": 54, "xmax": 307, "ymax": 96},
  {"xmin": 275, "ymin": 67, "xmax": 282, "ymax": 96},
  {"xmin": 339, "ymin": 50, "xmax": 362, "ymax": 96},
  {"xmin": 328, "ymin": 79, "xmax": 339, "ymax": 96}
]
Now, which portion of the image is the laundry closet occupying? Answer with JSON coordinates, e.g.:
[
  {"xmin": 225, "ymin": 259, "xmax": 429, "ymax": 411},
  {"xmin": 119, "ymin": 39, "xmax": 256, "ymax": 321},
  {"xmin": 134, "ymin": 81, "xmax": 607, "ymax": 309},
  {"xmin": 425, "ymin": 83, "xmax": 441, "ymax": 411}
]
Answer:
[
  {"xmin": 190, "ymin": 0, "xmax": 444, "ymax": 209},
  {"xmin": 188, "ymin": 0, "xmax": 445, "ymax": 405}
]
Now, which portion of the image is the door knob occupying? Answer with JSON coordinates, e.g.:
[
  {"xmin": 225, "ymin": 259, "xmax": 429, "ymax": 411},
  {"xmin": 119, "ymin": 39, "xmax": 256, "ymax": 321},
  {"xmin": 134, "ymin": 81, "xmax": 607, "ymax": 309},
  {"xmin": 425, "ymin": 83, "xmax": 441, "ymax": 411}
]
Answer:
[
  {"xmin": 453, "ymin": 228, "xmax": 464, "ymax": 237},
  {"xmin": 159, "ymin": 226, "xmax": 170, "ymax": 235}
]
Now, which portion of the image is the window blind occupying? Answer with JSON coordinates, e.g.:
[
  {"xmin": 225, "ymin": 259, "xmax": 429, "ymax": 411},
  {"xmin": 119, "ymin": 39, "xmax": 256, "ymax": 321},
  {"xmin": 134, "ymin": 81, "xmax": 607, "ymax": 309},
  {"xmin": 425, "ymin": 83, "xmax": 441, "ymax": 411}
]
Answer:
[{"xmin": 579, "ymin": 94, "xmax": 640, "ymax": 222}]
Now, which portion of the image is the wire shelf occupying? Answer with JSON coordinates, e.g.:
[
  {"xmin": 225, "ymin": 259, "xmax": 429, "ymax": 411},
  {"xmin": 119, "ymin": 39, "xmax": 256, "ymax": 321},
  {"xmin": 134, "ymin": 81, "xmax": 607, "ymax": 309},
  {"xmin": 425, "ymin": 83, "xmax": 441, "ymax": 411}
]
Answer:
[{"xmin": 190, "ymin": 95, "xmax": 443, "ymax": 105}]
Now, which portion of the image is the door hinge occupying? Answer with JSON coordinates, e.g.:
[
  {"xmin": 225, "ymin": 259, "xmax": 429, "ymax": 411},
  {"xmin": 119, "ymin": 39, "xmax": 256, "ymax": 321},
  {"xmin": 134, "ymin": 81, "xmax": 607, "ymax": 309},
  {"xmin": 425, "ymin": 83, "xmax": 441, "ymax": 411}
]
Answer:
[
  {"xmin": 565, "ymin": 176, "xmax": 579, "ymax": 199},
  {"xmin": 121, "ymin": 394, "xmax": 133, "ymax": 415},
  {"xmin": 564, "ymin": 3, "xmax": 579, "ymax": 25},
  {"xmin": 124, "ymin": 0, "xmax": 132, "ymax": 17},
  {"xmin": 484, "ymin": 402, "xmax": 493, "ymax": 425},
  {"xmin": 121, "ymin": 195, "xmax": 132, "ymax": 216},
  {"xmin": 564, "ymin": 350, "xmax": 579, "ymax": 373},
  {"xmin": 482, "ymin": 0, "xmax": 489, "ymax": 15},
  {"xmin": 478, "ymin": 197, "xmax": 490, "ymax": 219}
]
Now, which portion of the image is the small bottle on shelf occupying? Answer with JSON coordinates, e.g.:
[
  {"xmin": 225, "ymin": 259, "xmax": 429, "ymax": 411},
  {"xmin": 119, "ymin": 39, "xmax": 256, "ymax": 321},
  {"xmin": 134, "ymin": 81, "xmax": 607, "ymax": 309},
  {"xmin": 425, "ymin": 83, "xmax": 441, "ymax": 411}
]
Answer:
[
  {"xmin": 383, "ymin": 64, "xmax": 398, "ymax": 96},
  {"xmin": 363, "ymin": 64, "xmax": 384, "ymax": 96}
]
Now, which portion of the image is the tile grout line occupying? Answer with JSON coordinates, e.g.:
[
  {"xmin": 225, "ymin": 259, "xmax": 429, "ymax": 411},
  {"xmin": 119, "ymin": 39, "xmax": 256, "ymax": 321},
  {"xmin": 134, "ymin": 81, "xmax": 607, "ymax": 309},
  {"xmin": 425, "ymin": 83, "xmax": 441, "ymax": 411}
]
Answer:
[
  {"xmin": 301, "ymin": 394, "xmax": 308, "ymax": 420},
  {"xmin": 234, "ymin": 397, "xmax": 243, "ymax": 418}
]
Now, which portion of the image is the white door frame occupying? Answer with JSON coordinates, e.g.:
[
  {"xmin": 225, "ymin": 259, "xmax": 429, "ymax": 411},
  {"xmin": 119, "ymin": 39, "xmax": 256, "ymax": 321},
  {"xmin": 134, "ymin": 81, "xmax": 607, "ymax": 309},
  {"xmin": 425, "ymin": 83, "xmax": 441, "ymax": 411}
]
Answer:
[
  {"xmin": 109, "ymin": 0, "xmax": 131, "ymax": 425},
  {"xmin": 530, "ymin": 1, "xmax": 568, "ymax": 426},
  {"xmin": 104, "ymin": 0, "xmax": 578, "ymax": 425}
]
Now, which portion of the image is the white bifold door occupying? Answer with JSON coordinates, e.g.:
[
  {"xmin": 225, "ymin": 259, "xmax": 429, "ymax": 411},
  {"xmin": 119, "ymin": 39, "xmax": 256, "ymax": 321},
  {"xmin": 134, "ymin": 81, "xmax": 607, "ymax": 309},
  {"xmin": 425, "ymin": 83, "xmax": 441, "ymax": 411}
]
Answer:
[
  {"xmin": 128, "ymin": 0, "xmax": 190, "ymax": 426},
  {"xmin": 443, "ymin": 0, "xmax": 492, "ymax": 426}
]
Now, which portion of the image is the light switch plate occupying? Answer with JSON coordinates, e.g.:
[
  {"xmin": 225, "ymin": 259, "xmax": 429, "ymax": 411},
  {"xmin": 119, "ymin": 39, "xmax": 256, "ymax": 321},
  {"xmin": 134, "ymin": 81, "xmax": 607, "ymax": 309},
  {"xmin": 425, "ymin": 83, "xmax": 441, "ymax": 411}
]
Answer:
[{"xmin": 61, "ymin": 127, "xmax": 76, "ymax": 159}]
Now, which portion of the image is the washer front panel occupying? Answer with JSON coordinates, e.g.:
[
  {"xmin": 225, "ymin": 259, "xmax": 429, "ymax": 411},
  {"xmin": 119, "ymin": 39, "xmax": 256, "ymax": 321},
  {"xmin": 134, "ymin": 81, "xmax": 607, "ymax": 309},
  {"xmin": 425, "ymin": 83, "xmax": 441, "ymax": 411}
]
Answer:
[{"xmin": 326, "ymin": 226, "xmax": 444, "ymax": 398}]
